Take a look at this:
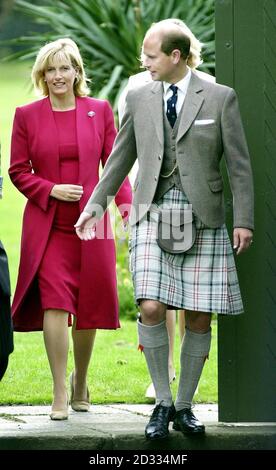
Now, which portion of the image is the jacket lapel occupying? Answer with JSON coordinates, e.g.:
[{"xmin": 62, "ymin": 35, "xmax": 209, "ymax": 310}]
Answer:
[
  {"xmin": 176, "ymin": 72, "xmax": 204, "ymax": 142},
  {"xmin": 146, "ymin": 74, "xmax": 204, "ymax": 145},
  {"xmin": 147, "ymin": 82, "xmax": 164, "ymax": 146}
]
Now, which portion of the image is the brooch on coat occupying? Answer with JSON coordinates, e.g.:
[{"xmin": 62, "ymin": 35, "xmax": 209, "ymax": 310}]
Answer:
[{"xmin": 87, "ymin": 111, "xmax": 95, "ymax": 117}]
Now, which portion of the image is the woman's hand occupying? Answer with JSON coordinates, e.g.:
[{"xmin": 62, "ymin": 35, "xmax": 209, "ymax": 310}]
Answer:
[
  {"xmin": 50, "ymin": 184, "xmax": 83, "ymax": 201},
  {"xmin": 74, "ymin": 211, "xmax": 97, "ymax": 241}
]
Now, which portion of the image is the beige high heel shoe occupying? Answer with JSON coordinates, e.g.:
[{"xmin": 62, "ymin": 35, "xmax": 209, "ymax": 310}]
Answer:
[
  {"xmin": 50, "ymin": 395, "xmax": 69, "ymax": 420},
  {"xmin": 70, "ymin": 371, "xmax": 90, "ymax": 412}
]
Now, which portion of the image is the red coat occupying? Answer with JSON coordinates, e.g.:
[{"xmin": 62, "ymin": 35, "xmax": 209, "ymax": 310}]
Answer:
[{"xmin": 9, "ymin": 96, "xmax": 132, "ymax": 331}]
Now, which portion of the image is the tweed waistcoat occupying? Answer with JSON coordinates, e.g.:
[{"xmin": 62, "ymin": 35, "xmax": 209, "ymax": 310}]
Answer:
[{"xmin": 153, "ymin": 104, "xmax": 185, "ymax": 202}]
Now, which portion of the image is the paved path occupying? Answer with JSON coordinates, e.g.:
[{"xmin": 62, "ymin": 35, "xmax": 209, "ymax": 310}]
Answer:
[{"xmin": 0, "ymin": 403, "xmax": 275, "ymax": 450}]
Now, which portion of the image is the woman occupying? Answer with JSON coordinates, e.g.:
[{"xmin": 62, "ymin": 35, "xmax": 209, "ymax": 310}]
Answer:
[{"xmin": 9, "ymin": 38, "xmax": 132, "ymax": 420}]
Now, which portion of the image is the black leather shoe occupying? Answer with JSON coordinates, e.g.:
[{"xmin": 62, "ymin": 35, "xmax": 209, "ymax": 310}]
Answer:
[
  {"xmin": 145, "ymin": 403, "xmax": 175, "ymax": 440},
  {"xmin": 173, "ymin": 408, "xmax": 205, "ymax": 434}
]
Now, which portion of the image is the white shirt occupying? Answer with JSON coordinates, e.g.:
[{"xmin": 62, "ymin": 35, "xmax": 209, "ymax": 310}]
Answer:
[{"xmin": 163, "ymin": 68, "xmax": 192, "ymax": 115}]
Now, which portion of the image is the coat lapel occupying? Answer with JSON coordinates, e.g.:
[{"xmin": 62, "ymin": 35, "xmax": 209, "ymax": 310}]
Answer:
[
  {"xmin": 76, "ymin": 96, "xmax": 97, "ymax": 185},
  {"xmin": 176, "ymin": 72, "xmax": 204, "ymax": 142},
  {"xmin": 147, "ymin": 82, "xmax": 164, "ymax": 146},
  {"xmin": 36, "ymin": 97, "xmax": 60, "ymax": 183}
]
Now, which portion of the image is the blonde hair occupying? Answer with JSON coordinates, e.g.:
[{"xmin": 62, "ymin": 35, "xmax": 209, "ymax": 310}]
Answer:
[
  {"xmin": 31, "ymin": 38, "xmax": 90, "ymax": 96},
  {"xmin": 144, "ymin": 19, "xmax": 203, "ymax": 69}
]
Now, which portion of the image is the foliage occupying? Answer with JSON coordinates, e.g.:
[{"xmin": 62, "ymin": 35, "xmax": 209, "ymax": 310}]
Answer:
[
  {"xmin": 0, "ymin": 0, "xmax": 48, "ymax": 51},
  {"xmin": 8, "ymin": 0, "xmax": 215, "ymax": 109}
]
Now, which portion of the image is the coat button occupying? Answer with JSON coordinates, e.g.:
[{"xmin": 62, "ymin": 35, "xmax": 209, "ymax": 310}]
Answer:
[
  {"xmin": 158, "ymin": 155, "xmax": 162, "ymax": 160},
  {"xmin": 171, "ymin": 145, "xmax": 175, "ymax": 151},
  {"xmin": 154, "ymin": 176, "xmax": 157, "ymax": 181}
]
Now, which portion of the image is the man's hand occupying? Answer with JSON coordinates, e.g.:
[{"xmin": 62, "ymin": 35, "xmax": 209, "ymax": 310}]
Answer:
[
  {"xmin": 74, "ymin": 211, "xmax": 97, "ymax": 241},
  {"xmin": 50, "ymin": 184, "xmax": 83, "ymax": 201},
  {"xmin": 233, "ymin": 228, "xmax": 253, "ymax": 255}
]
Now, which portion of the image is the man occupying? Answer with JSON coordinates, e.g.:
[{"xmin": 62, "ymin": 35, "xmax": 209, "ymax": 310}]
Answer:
[
  {"xmin": 75, "ymin": 20, "xmax": 254, "ymax": 439},
  {"xmin": 116, "ymin": 19, "xmax": 215, "ymax": 401}
]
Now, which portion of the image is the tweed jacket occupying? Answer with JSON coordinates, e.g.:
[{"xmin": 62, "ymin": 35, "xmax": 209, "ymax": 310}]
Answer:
[{"xmin": 85, "ymin": 71, "xmax": 254, "ymax": 229}]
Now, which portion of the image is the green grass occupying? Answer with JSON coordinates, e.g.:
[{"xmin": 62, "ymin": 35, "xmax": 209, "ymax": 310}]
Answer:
[
  {"xmin": 0, "ymin": 62, "xmax": 218, "ymax": 404},
  {"xmin": 0, "ymin": 319, "xmax": 217, "ymax": 405}
]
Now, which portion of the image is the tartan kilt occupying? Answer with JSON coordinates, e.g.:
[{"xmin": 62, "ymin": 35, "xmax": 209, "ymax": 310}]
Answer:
[{"xmin": 129, "ymin": 188, "xmax": 243, "ymax": 315}]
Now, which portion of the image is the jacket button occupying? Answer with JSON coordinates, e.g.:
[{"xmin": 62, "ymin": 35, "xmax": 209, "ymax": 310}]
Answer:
[
  {"xmin": 158, "ymin": 155, "xmax": 162, "ymax": 160},
  {"xmin": 154, "ymin": 176, "xmax": 157, "ymax": 181},
  {"xmin": 171, "ymin": 145, "xmax": 175, "ymax": 151}
]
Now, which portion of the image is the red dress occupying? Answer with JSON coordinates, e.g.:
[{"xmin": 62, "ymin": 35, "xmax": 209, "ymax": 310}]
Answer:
[
  {"xmin": 9, "ymin": 96, "xmax": 132, "ymax": 331},
  {"xmin": 38, "ymin": 109, "xmax": 81, "ymax": 316}
]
